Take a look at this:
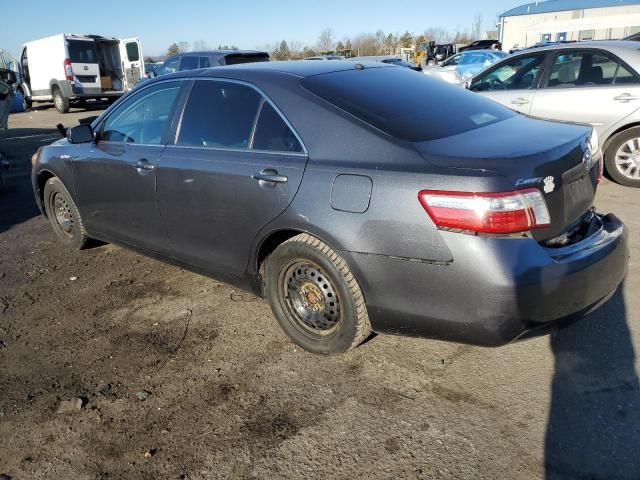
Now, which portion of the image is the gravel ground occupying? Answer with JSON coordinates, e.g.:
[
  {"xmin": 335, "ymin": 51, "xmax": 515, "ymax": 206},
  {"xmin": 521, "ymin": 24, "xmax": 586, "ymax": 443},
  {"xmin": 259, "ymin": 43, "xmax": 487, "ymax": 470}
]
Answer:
[{"xmin": 1, "ymin": 105, "xmax": 639, "ymax": 480}]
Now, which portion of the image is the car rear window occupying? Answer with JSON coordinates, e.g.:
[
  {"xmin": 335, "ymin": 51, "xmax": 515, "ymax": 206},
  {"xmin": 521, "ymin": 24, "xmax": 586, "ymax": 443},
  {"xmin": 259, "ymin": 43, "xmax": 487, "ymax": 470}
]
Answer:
[
  {"xmin": 67, "ymin": 40, "xmax": 98, "ymax": 63},
  {"xmin": 223, "ymin": 53, "xmax": 270, "ymax": 65},
  {"xmin": 301, "ymin": 67, "xmax": 515, "ymax": 142}
]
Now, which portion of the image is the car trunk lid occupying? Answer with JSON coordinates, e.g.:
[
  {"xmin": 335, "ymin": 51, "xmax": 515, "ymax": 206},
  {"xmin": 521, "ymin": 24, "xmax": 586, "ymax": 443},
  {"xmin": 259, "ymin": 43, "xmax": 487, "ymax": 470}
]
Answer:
[{"xmin": 415, "ymin": 115, "xmax": 598, "ymax": 242}]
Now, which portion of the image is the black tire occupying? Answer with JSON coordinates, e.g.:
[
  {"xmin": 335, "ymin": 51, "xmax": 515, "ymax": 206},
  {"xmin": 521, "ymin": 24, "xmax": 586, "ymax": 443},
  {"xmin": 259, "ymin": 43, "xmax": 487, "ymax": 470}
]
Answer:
[
  {"xmin": 52, "ymin": 87, "xmax": 69, "ymax": 113},
  {"xmin": 43, "ymin": 177, "xmax": 88, "ymax": 250},
  {"xmin": 604, "ymin": 127, "xmax": 640, "ymax": 187},
  {"xmin": 265, "ymin": 233, "xmax": 371, "ymax": 354},
  {"xmin": 18, "ymin": 89, "xmax": 32, "ymax": 110}
]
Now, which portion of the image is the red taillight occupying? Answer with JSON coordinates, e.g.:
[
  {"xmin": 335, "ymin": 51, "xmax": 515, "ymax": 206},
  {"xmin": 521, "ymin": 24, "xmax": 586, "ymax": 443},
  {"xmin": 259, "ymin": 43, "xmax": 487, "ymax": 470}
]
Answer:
[
  {"xmin": 418, "ymin": 189, "xmax": 551, "ymax": 234},
  {"xmin": 64, "ymin": 58, "xmax": 73, "ymax": 81}
]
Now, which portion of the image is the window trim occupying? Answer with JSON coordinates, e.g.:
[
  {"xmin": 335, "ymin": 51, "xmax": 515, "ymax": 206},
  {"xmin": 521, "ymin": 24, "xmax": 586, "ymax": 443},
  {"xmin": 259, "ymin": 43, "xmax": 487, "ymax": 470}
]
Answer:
[
  {"xmin": 172, "ymin": 77, "xmax": 308, "ymax": 156},
  {"xmin": 93, "ymin": 78, "xmax": 187, "ymax": 147},
  {"xmin": 539, "ymin": 48, "xmax": 640, "ymax": 90}
]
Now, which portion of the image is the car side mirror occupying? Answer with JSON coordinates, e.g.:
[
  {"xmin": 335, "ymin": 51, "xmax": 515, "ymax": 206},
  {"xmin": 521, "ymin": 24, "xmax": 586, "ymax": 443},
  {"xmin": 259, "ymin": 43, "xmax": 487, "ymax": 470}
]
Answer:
[
  {"xmin": 465, "ymin": 81, "xmax": 471, "ymax": 90},
  {"xmin": 148, "ymin": 70, "xmax": 156, "ymax": 79},
  {"xmin": 5, "ymin": 71, "xmax": 17, "ymax": 85},
  {"xmin": 67, "ymin": 124, "xmax": 94, "ymax": 144}
]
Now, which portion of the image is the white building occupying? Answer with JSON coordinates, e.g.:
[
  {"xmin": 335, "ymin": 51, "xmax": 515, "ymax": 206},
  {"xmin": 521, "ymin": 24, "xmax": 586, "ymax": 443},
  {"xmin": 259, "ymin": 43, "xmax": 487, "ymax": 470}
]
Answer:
[{"xmin": 499, "ymin": 0, "xmax": 640, "ymax": 51}]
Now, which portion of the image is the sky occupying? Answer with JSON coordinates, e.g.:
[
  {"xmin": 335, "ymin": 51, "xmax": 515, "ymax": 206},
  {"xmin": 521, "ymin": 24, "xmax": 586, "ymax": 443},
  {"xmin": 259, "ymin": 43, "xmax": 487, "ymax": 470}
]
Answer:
[{"xmin": 1, "ymin": 0, "xmax": 518, "ymax": 59}]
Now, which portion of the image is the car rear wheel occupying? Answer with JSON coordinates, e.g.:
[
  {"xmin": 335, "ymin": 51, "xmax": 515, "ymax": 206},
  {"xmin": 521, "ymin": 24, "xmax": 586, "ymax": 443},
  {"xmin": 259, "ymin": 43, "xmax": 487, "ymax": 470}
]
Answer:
[
  {"xmin": 52, "ymin": 87, "xmax": 69, "ymax": 114},
  {"xmin": 265, "ymin": 233, "xmax": 371, "ymax": 354},
  {"xmin": 43, "ymin": 177, "xmax": 88, "ymax": 249},
  {"xmin": 605, "ymin": 127, "xmax": 640, "ymax": 187}
]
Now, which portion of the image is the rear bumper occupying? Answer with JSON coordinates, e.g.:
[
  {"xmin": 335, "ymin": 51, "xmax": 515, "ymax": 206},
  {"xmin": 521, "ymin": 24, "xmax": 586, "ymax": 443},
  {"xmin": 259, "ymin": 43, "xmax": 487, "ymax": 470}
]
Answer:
[
  {"xmin": 57, "ymin": 80, "xmax": 124, "ymax": 99},
  {"xmin": 345, "ymin": 213, "xmax": 629, "ymax": 346}
]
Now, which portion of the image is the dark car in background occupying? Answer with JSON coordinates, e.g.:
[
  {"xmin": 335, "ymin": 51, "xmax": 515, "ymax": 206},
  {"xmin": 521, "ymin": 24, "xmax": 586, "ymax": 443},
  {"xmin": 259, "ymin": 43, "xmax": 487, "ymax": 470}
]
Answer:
[
  {"xmin": 32, "ymin": 61, "xmax": 628, "ymax": 354},
  {"xmin": 460, "ymin": 39, "xmax": 502, "ymax": 52},
  {"xmin": 350, "ymin": 56, "xmax": 422, "ymax": 71},
  {"xmin": 153, "ymin": 50, "xmax": 270, "ymax": 76}
]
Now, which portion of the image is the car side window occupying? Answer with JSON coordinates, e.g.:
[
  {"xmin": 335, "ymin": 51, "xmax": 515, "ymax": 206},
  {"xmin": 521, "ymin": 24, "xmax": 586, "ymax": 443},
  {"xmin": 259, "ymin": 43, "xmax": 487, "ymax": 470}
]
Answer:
[
  {"xmin": 157, "ymin": 56, "xmax": 179, "ymax": 76},
  {"xmin": 545, "ymin": 51, "xmax": 639, "ymax": 88},
  {"xmin": 177, "ymin": 80, "xmax": 262, "ymax": 149},
  {"xmin": 100, "ymin": 81, "xmax": 182, "ymax": 145},
  {"xmin": 252, "ymin": 102, "xmax": 303, "ymax": 153},
  {"xmin": 199, "ymin": 56, "xmax": 211, "ymax": 68},
  {"xmin": 469, "ymin": 54, "xmax": 545, "ymax": 92},
  {"xmin": 443, "ymin": 54, "xmax": 461, "ymax": 67},
  {"xmin": 179, "ymin": 56, "xmax": 199, "ymax": 71}
]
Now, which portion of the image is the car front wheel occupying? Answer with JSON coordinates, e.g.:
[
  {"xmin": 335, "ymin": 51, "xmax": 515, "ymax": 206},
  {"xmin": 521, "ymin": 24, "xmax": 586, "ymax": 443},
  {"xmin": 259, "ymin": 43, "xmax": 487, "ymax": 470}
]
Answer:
[
  {"xmin": 605, "ymin": 127, "xmax": 640, "ymax": 187},
  {"xmin": 265, "ymin": 233, "xmax": 371, "ymax": 354}
]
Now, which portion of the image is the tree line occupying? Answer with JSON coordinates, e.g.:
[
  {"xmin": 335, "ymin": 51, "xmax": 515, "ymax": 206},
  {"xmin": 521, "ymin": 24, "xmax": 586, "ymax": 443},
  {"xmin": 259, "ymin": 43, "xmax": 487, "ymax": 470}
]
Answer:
[{"xmin": 161, "ymin": 14, "xmax": 488, "ymax": 61}]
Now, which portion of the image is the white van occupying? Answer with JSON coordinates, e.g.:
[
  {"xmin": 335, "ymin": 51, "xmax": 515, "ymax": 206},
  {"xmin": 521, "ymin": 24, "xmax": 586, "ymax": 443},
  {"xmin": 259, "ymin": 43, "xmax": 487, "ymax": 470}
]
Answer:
[{"xmin": 20, "ymin": 34, "xmax": 144, "ymax": 113}]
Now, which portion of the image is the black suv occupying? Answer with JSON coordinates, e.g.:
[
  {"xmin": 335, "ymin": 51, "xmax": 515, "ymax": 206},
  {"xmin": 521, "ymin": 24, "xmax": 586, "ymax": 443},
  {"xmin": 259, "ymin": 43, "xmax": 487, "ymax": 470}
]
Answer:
[
  {"xmin": 459, "ymin": 40, "xmax": 502, "ymax": 52},
  {"xmin": 153, "ymin": 50, "xmax": 270, "ymax": 77}
]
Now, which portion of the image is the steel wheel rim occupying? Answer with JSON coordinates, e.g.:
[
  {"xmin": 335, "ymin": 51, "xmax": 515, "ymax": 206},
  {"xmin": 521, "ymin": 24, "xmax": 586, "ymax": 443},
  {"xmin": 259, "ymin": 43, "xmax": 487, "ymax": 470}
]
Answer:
[
  {"xmin": 54, "ymin": 92, "xmax": 62, "ymax": 110},
  {"xmin": 52, "ymin": 193, "xmax": 74, "ymax": 238},
  {"xmin": 615, "ymin": 137, "xmax": 640, "ymax": 180},
  {"xmin": 279, "ymin": 260, "xmax": 341, "ymax": 337}
]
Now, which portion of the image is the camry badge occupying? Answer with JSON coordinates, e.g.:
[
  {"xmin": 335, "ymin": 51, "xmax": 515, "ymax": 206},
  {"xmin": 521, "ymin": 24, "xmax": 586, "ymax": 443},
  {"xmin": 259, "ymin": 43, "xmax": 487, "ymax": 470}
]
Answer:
[{"xmin": 543, "ymin": 176, "xmax": 555, "ymax": 194}]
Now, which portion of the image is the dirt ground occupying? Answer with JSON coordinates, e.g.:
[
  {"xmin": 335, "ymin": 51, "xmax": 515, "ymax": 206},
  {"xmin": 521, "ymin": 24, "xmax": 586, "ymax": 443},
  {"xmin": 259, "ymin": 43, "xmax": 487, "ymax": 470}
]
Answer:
[{"xmin": 1, "ymin": 104, "xmax": 639, "ymax": 480}]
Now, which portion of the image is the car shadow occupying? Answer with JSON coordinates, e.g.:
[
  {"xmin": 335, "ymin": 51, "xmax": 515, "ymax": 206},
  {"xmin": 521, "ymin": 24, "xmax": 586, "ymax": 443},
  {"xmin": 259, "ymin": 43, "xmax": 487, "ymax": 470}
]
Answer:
[
  {"xmin": 545, "ymin": 285, "xmax": 640, "ymax": 479},
  {"xmin": 0, "ymin": 127, "xmax": 62, "ymax": 234}
]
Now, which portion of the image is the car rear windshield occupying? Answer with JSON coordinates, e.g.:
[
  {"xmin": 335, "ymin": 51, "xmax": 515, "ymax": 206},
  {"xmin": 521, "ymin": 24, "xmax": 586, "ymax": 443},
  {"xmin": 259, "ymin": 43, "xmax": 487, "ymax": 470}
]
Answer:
[
  {"xmin": 67, "ymin": 40, "xmax": 98, "ymax": 63},
  {"xmin": 223, "ymin": 53, "xmax": 270, "ymax": 65},
  {"xmin": 301, "ymin": 67, "xmax": 515, "ymax": 142}
]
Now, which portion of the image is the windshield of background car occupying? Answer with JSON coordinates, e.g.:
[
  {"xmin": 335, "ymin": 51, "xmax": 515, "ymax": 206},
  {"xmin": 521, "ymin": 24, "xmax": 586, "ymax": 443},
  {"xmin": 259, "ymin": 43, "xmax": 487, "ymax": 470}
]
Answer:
[
  {"xmin": 67, "ymin": 40, "xmax": 98, "ymax": 63},
  {"xmin": 302, "ymin": 66, "xmax": 515, "ymax": 142}
]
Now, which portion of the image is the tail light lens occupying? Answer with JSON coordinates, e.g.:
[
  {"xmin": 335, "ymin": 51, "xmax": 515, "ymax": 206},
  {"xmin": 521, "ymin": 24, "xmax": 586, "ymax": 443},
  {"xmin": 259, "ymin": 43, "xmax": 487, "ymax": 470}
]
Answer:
[
  {"xmin": 64, "ymin": 59, "xmax": 73, "ymax": 81},
  {"xmin": 418, "ymin": 189, "xmax": 551, "ymax": 234}
]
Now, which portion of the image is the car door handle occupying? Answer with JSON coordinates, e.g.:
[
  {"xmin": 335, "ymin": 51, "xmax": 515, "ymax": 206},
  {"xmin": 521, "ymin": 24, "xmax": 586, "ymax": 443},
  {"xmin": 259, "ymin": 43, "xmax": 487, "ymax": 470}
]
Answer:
[
  {"xmin": 252, "ymin": 169, "xmax": 288, "ymax": 183},
  {"xmin": 613, "ymin": 94, "xmax": 640, "ymax": 102},
  {"xmin": 134, "ymin": 159, "xmax": 155, "ymax": 171},
  {"xmin": 511, "ymin": 97, "xmax": 531, "ymax": 106}
]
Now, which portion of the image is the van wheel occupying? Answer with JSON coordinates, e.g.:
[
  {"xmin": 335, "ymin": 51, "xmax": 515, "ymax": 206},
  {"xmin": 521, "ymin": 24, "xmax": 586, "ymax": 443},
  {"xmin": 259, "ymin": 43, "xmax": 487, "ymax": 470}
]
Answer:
[
  {"xmin": 265, "ymin": 234, "xmax": 371, "ymax": 354},
  {"xmin": 605, "ymin": 127, "xmax": 640, "ymax": 187},
  {"xmin": 52, "ymin": 87, "xmax": 70, "ymax": 113},
  {"xmin": 43, "ymin": 177, "xmax": 88, "ymax": 249}
]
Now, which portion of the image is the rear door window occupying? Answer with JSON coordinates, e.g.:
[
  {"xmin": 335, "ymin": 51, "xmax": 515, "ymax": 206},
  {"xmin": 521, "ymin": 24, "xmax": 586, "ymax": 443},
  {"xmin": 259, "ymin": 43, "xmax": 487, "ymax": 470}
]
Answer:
[
  {"xmin": 252, "ymin": 102, "xmax": 303, "ymax": 152},
  {"xmin": 125, "ymin": 42, "xmax": 140, "ymax": 62},
  {"xmin": 302, "ymin": 67, "xmax": 514, "ymax": 142},
  {"xmin": 544, "ymin": 51, "xmax": 639, "ymax": 87},
  {"xmin": 67, "ymin": 40, "xmax": 98, "ymax": 63},
  {"xmin": 177, "ymin": 80, "xmax": 262, "ymax": 149}
]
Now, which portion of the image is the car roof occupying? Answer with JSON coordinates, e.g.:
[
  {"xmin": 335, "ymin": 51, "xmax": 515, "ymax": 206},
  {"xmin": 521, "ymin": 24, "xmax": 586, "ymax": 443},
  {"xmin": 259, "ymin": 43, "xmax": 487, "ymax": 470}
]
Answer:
[
  {"xmin": 154, "ymin": 60, "xmax": 392, "ymax": 81},
  {"xmin": 510, "ymin": 40, "xmax": 640, "ymax": 55},
  {"xmin": 177, "ymin": 50, "xmax": 268, "ymax": 56}
]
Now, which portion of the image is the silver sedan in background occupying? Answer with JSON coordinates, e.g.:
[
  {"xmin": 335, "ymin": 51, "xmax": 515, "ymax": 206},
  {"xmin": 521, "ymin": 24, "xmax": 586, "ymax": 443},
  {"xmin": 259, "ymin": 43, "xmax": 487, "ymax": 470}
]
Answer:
[
  {"xmin": 469, "ymin": 41, "xmax": 640, "ymax": 187},
  {"xmin": 423, "ymin": 50, "xmax": 508, "ymax": 85}
]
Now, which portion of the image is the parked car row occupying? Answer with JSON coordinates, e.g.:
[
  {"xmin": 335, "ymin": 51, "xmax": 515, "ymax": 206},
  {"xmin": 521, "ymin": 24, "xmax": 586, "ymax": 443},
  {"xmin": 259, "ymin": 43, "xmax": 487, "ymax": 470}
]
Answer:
[{"xmin": 423, "ymin": 50, "xmax": 508, "ymax": 84}]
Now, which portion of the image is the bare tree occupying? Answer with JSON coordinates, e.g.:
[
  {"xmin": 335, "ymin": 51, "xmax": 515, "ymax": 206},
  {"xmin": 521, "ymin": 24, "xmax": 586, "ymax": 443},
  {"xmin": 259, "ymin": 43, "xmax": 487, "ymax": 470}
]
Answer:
[
  {"xmin": 318, "ymin": 28, "xmax": 335, "ymax": 53},
  {"xmin": 472, "ymin": 12, "xmax": 483, "ymax": 40},
  {"xmin": 192, "ymin": 40, "xmax": 210, "ymax": 51},
  {"xmin": 177, "ymin": 41, "xmax": 190, "ymax": 53},
  {"xmin": 424, "ymin": 27, "xmax": 451, "ymax": 44}
]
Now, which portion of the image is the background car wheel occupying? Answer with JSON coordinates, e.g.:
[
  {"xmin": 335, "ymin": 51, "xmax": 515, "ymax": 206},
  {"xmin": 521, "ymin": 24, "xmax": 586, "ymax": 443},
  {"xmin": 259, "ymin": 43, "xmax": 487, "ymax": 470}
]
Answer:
[
  {"xmin": 18, "ymin": 88, "xmax": 31, "ymax": 110},
  {"xmin": 605, "ymin": 127, "xmax": 640, "ymax": 187},
  {"xmin": 43, "ymin": 177, "xmax": 88, "ymax": 249},
  {"xmin": 265, "ymin": 233, "xmax": 371, "ymax": 355},
  {"xmin": 52, "ymin": 87, "xmax": 69, "ymax": 113}
]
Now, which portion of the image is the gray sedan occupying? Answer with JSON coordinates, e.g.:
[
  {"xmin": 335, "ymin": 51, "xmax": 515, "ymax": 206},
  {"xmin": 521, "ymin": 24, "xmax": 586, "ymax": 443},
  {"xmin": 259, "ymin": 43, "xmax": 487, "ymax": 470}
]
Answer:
[
  {"xmin": 423, "ymin": 50, "xmax": 508, "ymax": 85},
  {"xmin": 31, "ymin": 61, "xmax": 627, "ymax": 354},
  {"xmin": 470, "ymin": 41, "xmax": 640, "ymax": 187}
]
